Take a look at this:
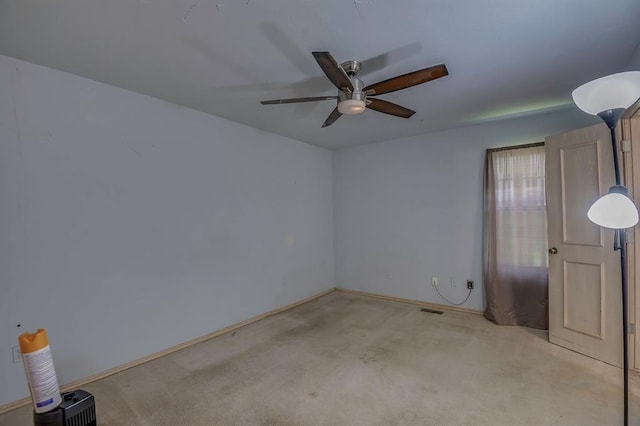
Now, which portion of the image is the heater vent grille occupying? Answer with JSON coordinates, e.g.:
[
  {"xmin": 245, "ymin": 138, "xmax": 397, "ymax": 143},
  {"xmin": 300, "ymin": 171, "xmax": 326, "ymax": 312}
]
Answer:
[{"xmin": 420, "ymin": 308, "xmax": 443, "ymax": 315}]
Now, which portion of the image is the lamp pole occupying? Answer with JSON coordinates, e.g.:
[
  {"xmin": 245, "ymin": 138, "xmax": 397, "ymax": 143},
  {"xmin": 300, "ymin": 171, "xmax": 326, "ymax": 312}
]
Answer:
[{"xmin": 620, "ymin": 212, "xmax": 629, "ymax": 426}]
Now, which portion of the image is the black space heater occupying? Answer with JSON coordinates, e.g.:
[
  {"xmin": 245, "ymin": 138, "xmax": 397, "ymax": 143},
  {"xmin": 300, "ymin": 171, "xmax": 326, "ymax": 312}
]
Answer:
[{"xmin": 33, "ymin": 390, "xmax": 96, "ymax": 426}]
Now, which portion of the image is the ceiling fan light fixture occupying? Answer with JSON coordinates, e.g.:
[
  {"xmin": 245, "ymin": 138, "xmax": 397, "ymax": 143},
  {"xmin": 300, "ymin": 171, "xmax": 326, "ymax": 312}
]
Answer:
[{"xmin": 338, "ymin": 99, "xmax": 366, "ymax": 115}]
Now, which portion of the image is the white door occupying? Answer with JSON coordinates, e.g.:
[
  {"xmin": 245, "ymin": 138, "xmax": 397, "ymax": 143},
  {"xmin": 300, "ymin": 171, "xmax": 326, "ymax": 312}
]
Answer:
[{"xmin": 546, "ymin": 124, "xmax": 622, "ymax": 367}]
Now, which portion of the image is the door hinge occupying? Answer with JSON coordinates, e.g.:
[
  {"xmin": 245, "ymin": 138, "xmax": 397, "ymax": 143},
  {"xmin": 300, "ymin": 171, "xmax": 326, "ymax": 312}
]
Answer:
[
  {"xmin": 630, "ymin": 323, "xmax": 635, "ymax": 334},
  {"xmin": 621, "ymin": 139, "xmax": 632, "ymax": 152}
]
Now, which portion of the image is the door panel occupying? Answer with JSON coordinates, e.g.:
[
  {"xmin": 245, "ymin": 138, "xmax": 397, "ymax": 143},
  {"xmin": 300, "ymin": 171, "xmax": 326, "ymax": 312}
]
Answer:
[
  {"xmin": 560, "ymin": 143, "xmax": 602, "ymax": 245},
  {"xmin": 546, "ymin": 123, "xmax": 622, "ymax": 367},
  {"xmin": 563, "ymin": 260, "xmax": 603, "ymax": 338}
]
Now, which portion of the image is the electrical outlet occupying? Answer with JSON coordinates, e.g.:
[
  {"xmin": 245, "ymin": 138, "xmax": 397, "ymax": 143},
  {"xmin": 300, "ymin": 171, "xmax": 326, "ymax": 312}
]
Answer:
[
  {"xmin": 467, "ymin": 280, "xmax": 474, "ymax": 290},
  {"xmin": 431, "ymin": 276, "xmax": 438, "ymax": 286},
  {"xmin": 12, "ymin": 346, "xmax": 21, "ymax": 364}
]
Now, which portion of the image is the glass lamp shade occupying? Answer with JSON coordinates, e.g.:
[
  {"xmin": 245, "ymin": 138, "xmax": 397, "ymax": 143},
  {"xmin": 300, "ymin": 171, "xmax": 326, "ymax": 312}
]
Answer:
[
  {"xmin": 587, "ymin": 185, "xmax": 639, "ymax": 229},
  {"xmin": 338, "ymin": 99, "xmax": 366, "ymax": 115},
  {"xmin": 572, "ymin": 71, "xmax": 640, "ymax": 115}
]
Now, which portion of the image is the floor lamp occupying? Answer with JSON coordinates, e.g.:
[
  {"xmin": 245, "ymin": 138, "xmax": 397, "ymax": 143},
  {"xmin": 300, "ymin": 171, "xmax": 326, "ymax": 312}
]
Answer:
[{"xmin": 572, "ymin": 71, "xmax": 640, "ymax": 426}]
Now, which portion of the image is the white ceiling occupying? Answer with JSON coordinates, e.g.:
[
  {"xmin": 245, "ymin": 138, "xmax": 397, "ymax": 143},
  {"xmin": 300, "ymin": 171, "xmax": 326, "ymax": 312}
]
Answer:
[{"xmin": 1, "ymin": 1, "xmax": 639, "ymax": 149}]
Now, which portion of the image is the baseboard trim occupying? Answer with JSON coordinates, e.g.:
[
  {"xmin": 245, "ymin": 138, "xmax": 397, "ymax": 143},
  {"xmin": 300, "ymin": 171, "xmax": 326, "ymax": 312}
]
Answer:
[
  {"xmin": 336, "ymin": 288, "xmax": 483, "ymax": 315},
  {"xmin": 0, "ymin": 287, "xmax": 336, "ymax": 415}
]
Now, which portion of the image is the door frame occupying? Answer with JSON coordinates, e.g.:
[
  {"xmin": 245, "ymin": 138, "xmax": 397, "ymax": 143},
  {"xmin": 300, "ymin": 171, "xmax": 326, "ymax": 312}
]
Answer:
[{"xmin": 622, "ymin": 114, "xmax": 640, "ymax": 371}]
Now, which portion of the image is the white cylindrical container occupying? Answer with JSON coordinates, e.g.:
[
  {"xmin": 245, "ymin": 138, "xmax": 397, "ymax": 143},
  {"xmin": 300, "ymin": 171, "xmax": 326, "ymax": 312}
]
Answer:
[{"xmin": 18, "ymin": 329, "xmax": 62, "ymax": 413}]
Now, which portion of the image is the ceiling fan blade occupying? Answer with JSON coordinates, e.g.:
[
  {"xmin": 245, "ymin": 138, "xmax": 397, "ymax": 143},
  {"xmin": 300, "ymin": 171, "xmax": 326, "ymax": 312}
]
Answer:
[
  {"xmin": 367, "ymin": 98, "xmax": 415, "ymax": 118},
  {"xmin": 260, "ymin": 96, "xmax": 338, "ymax": 105},
  {"xmin": 363, "ymin": 64, "xmax": 448, "ymax": 96},
  {"xmin": 321, "ymin": 107, "xmax": 342, "ymax": 128},
  {"xmin": 312, "ymin": 51, "xmax": 354, "ymax": 92}
]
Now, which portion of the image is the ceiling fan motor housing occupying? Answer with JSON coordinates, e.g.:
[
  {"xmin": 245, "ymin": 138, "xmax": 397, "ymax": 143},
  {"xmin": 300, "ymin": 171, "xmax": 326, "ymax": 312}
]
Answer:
[{"xmin": 339, "ymin": 77, "xmax": 365, "ymax": 100}]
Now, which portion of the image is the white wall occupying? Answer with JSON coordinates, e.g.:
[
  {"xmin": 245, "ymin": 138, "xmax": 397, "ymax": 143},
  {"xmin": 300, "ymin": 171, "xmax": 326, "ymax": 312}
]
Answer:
[
  {"xmin": 333, "ymin": 109, "xmax": 596, "ymax": 311},
  {"xmin": 627, "ymin": 42, "xmax": 640, "ymax": 70},
  {"xmin": 0, "ymin": 55, "xmax": 334, "ymax": 407}
]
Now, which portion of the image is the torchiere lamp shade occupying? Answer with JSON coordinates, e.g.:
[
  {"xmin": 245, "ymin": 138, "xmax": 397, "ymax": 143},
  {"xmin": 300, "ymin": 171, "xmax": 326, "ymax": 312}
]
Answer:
[
  {"xmin": 572, "ymin": 71, "xmax": 640, "ymax": 115},
  {"xmin": 587, "ymin": 185, "xmax": 639, "ymax": 229}
]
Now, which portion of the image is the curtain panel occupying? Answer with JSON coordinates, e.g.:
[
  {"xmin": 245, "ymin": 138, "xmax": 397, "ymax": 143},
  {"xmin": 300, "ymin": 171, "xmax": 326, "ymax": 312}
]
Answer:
[{"xmin": 483, "ymin": 143, "xmax": 549, "ymax": 329}]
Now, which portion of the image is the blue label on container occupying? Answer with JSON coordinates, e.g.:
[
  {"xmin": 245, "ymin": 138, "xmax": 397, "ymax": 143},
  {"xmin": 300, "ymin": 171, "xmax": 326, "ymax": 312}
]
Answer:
[{"xmin": 36, "ymin": 398, "xmax": 54, "ymax": 408}]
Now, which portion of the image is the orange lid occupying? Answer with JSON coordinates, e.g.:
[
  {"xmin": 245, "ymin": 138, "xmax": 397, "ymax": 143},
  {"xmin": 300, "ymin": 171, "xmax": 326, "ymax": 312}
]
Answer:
[{"xmin": 18, "ymin": 329, "xmax": 49, "ymax": 354}]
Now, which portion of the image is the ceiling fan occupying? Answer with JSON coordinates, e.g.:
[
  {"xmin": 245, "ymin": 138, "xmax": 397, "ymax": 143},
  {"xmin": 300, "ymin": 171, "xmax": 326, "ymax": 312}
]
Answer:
[{"xmin": 260, "ymin": 51, "xmax": 448, "ymax": 128}]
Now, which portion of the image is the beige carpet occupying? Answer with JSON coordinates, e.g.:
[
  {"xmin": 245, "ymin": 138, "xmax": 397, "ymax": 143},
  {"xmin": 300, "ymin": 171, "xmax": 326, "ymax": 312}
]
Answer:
[{"xmin": 1, "ymin": 291, "xmax": 637, "ymax": 425}]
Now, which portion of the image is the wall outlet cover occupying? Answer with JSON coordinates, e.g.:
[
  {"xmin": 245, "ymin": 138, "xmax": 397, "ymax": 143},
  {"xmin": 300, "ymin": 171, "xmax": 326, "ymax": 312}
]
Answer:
[{"xmin": 12, "ymin": 345, "xmax": 21, "ymax": 363}]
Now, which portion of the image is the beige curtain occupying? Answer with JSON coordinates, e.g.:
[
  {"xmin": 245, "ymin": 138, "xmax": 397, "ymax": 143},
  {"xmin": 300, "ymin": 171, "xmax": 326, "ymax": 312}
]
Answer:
[{"xmin": 483, "ymin": 143, "xmax": 548, "ymax": 329}]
